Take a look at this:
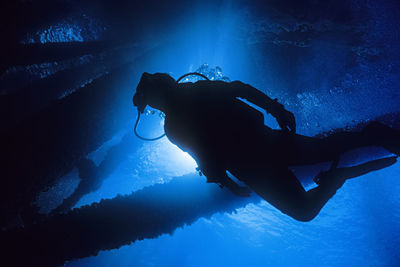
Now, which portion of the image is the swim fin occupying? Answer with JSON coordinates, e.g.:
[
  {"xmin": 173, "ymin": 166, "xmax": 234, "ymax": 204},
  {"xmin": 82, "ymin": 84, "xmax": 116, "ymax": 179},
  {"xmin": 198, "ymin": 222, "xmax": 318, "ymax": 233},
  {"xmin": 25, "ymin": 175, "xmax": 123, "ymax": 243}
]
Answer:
[{"xmin": 314, "ymin": 156, "xmax": 398, "ymax": 185}]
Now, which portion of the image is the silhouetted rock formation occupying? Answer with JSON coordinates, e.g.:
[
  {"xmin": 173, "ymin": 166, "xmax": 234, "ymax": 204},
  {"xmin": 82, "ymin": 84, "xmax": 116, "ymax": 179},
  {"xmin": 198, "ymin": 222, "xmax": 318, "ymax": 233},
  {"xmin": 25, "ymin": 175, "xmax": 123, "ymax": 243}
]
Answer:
[
  {"xmin": 2, "ymin": 157, "xmax": 394, "ymax": 266},
  {"xmin": 1, "ymin": 174, "xmax": 257, "ymax": 267},
  {"xmin": 0, "ymin": 64, "xmax": 137, "ymax": 227},
  {"xmin": 54, "ymin": 132, "xmax": 140, "ymax": 213},
  {"xmin": 1, "ymin": 42, "xmax": 115, "ymax": 75}
]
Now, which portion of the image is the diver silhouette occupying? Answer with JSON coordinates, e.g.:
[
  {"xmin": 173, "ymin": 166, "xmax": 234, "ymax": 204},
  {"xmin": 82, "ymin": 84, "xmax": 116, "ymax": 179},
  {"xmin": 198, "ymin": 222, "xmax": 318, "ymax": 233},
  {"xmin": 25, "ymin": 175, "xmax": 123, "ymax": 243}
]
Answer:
[{"xmin": 133, "ymin": 72, "xmax": 399, "ymax": 221}]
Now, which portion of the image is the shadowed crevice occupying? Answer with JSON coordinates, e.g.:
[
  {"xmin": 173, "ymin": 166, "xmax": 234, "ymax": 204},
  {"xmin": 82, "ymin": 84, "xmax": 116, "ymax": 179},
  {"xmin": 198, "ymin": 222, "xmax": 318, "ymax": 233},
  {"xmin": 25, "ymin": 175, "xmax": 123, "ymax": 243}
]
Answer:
[{"xmin": 1, "ymin": 174, "xmax": 258, "ymax": 267}]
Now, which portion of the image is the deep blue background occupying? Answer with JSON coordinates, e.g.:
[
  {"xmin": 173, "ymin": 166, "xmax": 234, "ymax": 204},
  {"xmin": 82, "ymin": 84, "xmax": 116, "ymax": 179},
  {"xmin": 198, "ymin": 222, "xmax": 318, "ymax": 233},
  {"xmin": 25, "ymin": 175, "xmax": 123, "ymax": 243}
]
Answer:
[{"xmin": 2, "ymin": 0, "xmax": 400, "ymax": 266}]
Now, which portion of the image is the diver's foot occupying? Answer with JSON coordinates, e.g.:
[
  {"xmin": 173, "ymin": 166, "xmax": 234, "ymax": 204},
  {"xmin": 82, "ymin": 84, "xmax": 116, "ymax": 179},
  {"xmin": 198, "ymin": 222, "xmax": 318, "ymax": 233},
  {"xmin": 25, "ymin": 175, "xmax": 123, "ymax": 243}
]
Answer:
[
  {"xmin": 313, "ymin": 170, "xmax": 343, "ymax": 185},
  {"xmin": 364, "ymin": 122, "xmax": 400, "ymax": 155},
  {"xmin": 385, "ymin": 145, "xmax": 400, "ymax": 156},
  {"xmin": 314, "ymin": 156, "xmax": 397, "ymax": 185},
  {"xmin": 382, "ymin": 126, "xmax": 400, "ymax": 155},
  {"xmin": 383, "ymin": 135, "xmax": 400, "ymax": 156}
]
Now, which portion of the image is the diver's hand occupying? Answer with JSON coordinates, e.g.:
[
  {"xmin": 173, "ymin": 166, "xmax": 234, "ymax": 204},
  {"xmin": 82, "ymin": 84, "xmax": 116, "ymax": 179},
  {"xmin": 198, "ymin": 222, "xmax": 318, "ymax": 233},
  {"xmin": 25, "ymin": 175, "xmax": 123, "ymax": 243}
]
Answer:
[
  {"xmin": 276, "ymin": 109, "xmax": 296, "ymax": 133},
  {"xmin": 269, "ymin": 101, "xmax": 296, "ymax": 133},
  {"xmin": 133, "ymin": 92, "xmax": 146, "ymax": 113}
]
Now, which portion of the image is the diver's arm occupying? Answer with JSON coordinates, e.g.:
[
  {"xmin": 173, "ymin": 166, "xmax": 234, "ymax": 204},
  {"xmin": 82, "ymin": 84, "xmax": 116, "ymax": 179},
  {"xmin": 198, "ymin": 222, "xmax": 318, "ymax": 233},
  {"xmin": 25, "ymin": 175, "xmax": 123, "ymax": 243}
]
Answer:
[
  {"xmin": 230, "ymin": 81, "xmax": 277, "ymax": 111},
  {"xmin": 214, "ymin": 174, "xmax": 251, "ymax": 197},
  {"xmin": 230, "ymin": 81, "xmax": 296, "ymax": 133},
  {"xmin": 203, "ymin": 168, "xmax": 251, "ymax": 197}
]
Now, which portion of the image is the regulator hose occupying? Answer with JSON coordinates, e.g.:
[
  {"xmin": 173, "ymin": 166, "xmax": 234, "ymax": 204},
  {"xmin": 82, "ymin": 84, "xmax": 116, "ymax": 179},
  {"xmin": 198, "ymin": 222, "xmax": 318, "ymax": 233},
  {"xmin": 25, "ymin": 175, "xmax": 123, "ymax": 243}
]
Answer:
[
  {"xmin": 134, "ymin": 72, "xmax": 210, "ymax": 141},
  {"xmin": 134, "ymin": 112, "xmax": 166, "ymax": 141},
  {"xmin": 176, "ymin": 72, "xmax": 209, "ymax": 83}
]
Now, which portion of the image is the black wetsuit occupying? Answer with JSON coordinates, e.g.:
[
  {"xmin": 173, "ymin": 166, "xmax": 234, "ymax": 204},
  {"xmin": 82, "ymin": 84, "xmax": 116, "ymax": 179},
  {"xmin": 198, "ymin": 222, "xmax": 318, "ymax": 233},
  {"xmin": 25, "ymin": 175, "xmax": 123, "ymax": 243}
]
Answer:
[
  {"xmin": 136, "ymin": 74, "xmax": 399, "ymax": 221},
  {"xmin": 164, "ymin": 80, "xmax": 270, "ymax": 180}
]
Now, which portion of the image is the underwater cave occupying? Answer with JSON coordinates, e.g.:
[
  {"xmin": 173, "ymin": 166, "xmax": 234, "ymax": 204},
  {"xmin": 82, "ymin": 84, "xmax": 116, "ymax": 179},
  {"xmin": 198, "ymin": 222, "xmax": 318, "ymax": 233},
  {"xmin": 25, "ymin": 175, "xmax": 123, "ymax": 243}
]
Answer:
[{"xmin": 1, "ymin": 0, "xmax": 400, "ymax": 266}]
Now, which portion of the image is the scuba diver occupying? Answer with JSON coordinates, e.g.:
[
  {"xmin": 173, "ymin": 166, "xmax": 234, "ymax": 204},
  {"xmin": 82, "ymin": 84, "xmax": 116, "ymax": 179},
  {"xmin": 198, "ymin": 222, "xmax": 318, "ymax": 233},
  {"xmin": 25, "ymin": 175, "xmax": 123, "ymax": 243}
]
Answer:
[{"xmin": 133, "ymin": 72, "xmax": 400, "ymax": 221}]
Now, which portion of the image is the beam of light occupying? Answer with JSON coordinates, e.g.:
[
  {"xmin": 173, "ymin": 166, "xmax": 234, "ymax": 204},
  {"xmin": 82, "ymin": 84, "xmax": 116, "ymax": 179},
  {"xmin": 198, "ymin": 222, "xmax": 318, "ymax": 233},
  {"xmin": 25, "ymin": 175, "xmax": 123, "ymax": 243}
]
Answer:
[
  {"xmin": 165, "ymin": 141, "xmax": 198, "ymax": 170},
  {"xmin": 72, "ymin": 135, "xmax": 198, "ymax": 209},
  {"xmin": 138, "ymin": 1, "xmax": 251, "ymax": 82},
  {"xmin": 137, "ymin": 137, "xmax": 198, "ymax": 178}
]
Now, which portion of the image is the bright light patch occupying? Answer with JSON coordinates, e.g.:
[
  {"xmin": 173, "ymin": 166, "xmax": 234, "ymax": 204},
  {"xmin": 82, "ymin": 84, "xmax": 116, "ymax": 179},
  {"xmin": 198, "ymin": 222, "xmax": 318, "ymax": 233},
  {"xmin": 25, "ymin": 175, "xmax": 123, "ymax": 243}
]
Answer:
[
  {"xmin": 165, "ymin": 141, "xmax": 197, "ymax": 169},
  {"xmin": 73, "ymin": 137, "xmax": 198, "ymax": 208},
  {"xmin": 136, "ymin": 137, "xmax": 198, "ymax": 178}
]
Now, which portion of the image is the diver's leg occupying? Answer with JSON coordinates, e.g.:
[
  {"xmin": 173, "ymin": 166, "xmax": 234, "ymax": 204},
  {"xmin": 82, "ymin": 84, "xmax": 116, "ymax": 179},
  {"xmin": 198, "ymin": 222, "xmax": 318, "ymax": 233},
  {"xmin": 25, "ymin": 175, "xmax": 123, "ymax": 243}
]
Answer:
[
  {"xmin": 362, "ymin": 121, "xmax": 400, "ymax": 155},
  {"xmin": 240, "ymin": 167, "xmax": 345, "ymax": 222},
  {"xmin": 242, "ymin": 155, "xmax": 397, "ymax": 222},
  {"xmin": 282, "ymin": 122, "xmax": 400, "ymax": 166}
]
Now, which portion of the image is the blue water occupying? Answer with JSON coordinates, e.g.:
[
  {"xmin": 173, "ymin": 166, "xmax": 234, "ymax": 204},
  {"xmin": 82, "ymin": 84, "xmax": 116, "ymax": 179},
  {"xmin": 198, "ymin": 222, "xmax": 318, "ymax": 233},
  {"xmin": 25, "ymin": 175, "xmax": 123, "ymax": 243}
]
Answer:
[
  {"xmin": 21, "ymin": 0, "xmax": 400, "ymax": 266},
  {"xmin": 64, "ymin": 155, "xmax": 400, "ymax": 267}
]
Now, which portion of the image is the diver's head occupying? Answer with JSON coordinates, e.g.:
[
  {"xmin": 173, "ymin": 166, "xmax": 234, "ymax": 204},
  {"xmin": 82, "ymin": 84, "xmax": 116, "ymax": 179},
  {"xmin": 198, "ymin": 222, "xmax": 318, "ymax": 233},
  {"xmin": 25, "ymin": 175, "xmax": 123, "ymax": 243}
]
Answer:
[{"xmin": 133, "ymin": 72, "xmax": 176, "ymax": 113}]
